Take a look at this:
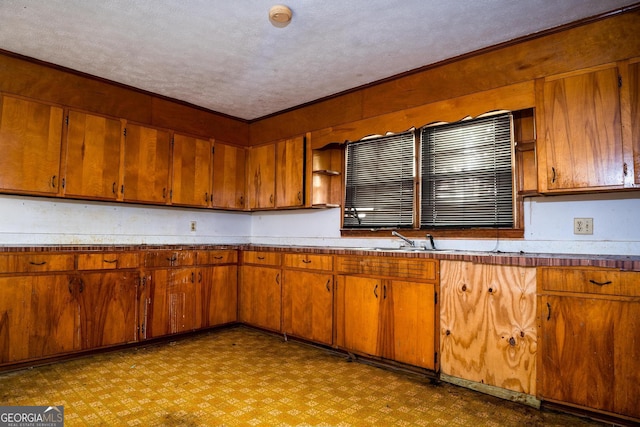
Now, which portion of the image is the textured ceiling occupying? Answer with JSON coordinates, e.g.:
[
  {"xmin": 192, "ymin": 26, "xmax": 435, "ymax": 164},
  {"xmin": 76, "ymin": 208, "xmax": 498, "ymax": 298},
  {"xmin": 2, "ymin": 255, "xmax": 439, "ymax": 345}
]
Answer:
[{"xmin": 0, "ymin": 0, "xmax": 636, "ymax": 120}]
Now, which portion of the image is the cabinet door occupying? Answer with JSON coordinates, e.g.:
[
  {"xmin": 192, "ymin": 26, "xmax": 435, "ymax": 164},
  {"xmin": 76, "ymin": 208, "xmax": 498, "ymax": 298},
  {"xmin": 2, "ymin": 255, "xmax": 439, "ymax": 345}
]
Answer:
[
  {"xmin": 386, "ymin": 280, "xmax": 435, "ymax": 369},
  {"xmin": 440, "ymin": 261, "xmax": 537, "ymax": 394},
  {"xmin": 276, "ymin": 136, "xmax": 304, "ymax": 207},
  {"xmin": 167, "ymin": 268, "xmax": 199, "ymax": 334},
  {"xmin": 628, "ymin": 61, "xmax": 640, "ymax": 186},
  {"xmin": 29, "ymin": 275, "xmax": 80, "ymax": 358},
  {"xmin": 0, "ymin": 95, "xmax": 63, "ymax": 194},
  {"xmin": 340, "ymin": 275, "xmax": 382, "ymax": 357},
  {"xmin": 0, "ymin": 277, "xmax": 32, "ymax": 364},
  {"xmin": 171, "ymin": 134, "xmax": 212, "ymax": 207},
  {"xmin": 541, "ymin": 66, "xmax": 623, "ymax": 190},
  {"xmin": 64, "ymin": 110, "xmax": 122, "ymax": 199},
  {"xmin": 540, "ymin": 295, "xmax": 616, "ymax": 412},
  {"xmin": 145, "ymin": 269, "xmax": 170, "ymax": 338},
  {"xmin": 76, "ymin": 271, "xmax": 138, "ymax": 349},
  {"xmin": 239, "ymin": 265, "xmax": 281, "ymax": 331},
  {"xmin": 200, "ymin": 265, "xmax": 238, "ymax": 328},
  {"xmin": 212, "ymin": 142, "xmax": 246, "ymax": 209},
  {"xmin": 282, "ymin": 270, "xmax": 333, "ymax": 345},
  {"xmin": 246, "ymin": 144, "xmax": 275, "ymax": 209},
  {"xmin": 123, "ymin": 123, "xmax": 171, "ymax": 203}
]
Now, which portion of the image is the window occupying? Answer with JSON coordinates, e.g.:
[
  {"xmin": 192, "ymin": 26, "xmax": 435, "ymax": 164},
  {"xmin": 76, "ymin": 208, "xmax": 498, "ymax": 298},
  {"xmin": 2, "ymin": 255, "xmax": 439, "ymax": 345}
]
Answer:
[
  {"xmin": 343, "ymin": 131, "xmax": 415, "ymax": 228},
  {"xmin": 421, "ymin": 113, "xmax": 514, "ymax": 228},
  {"xmin": 342, "ymin": 112, "xmax": 514, "ymax": 230}
]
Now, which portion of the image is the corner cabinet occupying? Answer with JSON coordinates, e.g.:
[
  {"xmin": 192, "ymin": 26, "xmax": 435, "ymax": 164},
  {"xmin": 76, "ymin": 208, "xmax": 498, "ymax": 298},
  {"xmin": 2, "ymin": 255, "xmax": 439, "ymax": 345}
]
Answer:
[
  {"xmin": 0, "ymin": 94, "xmax": 64, "ymax": 195},
  {"xmin": 239, "ymin": 250, "xmax": 282, "ymax": 332},
  {"xmin": 334, "ymin": 255, "xmax": 439, "ymax": 371},
  {"xmin": 538, "ymin": 267, "xmax": 640, "ymax": 422},
  {"xmin": 536, "ymin": 64, "xmax": 625, "ymax": 192},
  {"xmin": 308, "ymin": 142, "xmax": 343, "ymax": 208}
]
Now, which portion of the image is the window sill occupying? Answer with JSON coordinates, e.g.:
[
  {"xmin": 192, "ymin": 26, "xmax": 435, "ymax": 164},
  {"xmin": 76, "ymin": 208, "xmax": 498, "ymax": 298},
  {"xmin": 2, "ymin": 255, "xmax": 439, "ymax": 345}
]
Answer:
[{"xmin": 341, "ymin": 228, "xmax": 524, "ymax": 239}]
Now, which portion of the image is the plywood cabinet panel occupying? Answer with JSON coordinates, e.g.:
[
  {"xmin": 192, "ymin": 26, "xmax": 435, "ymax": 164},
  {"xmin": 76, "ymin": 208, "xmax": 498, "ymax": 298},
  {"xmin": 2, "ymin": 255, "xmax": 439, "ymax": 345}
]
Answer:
[
  {"xmin": 440, "ymin": 261, "xmax": 537, "ymax": 394},
  {"xmin": 0, "ymin": 94, "xmax": 63, "ymax": 195},
  {"xmin": 239, "ymin": 265, "xmax": 281, "ymax": 332},
  {"xmin": 63, "ymin": 110, "xmax": 123, "ymax": 200},
  {"xmin": 200, "ymin": 265, "xmax": 238, "ymax": 328},
  {"xmin": 0, "ymin": 276, "xmax": 32, "ymax": 363},
  {"xmin": 246, "ymin": 144, "xmax": 276, "ymax": 209},
  {"xmin": 276, "ymin": 136, "xmax": 305, "ymax": 207}
]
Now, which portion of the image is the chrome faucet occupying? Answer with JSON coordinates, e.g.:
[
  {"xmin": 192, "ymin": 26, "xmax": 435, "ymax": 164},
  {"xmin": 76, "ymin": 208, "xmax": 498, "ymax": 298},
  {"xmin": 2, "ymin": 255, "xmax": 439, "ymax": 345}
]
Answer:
[{"xmin": 392, "ymin": 230, "xmax": 415, "ymax": 247}]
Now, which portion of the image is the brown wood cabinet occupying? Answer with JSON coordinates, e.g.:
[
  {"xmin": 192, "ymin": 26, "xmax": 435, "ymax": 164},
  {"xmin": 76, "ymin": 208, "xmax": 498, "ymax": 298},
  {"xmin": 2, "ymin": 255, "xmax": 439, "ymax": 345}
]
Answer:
[
  {"xmin": 538, "ymin": 267, "xmax": 640, "ymax": 421},
  {"xmin": 123, "ymin": 122, "xmax": 171, "ymax": 204},
  {"xmin": 171, "ymin": 133, "xmax": 213, "ymax": 207},
  {"xmin": 212, "ymin": 142, "xmax": 246, "ymax": 209},
  {"xmin": 276, "ymin": 136, "xmax": 305, "ymax": 208},
  {"xmin": 0, "ymin": 94, "xmax": 64, "ymax": 195},
  {"xmin": 63, "ymin": 110, "xmax": 123, "ymax": 200},
  {"xmin": 537, "ymin": 64, "xmax": 624, "ymax": 192},
  {"xmin": 282, "ymin": 253, "xmax": 334, "ymax": 345},
  {"xmin": 335, "ymin": 255, "xmax": 439, "ymax": 370},
  {"xmin": 197, "ymin": 250, "xmax": 238, "ymax": 328},
  {"xmin": 440, "ymin": 261, "xmax": 537, "ymax": 395},
  {"xmin": 239, "ymin": 251, "xmax": 282, "ymax": 331},
  {"xmin": 246, "ymin": 144, "xmax": 276, "ymax": 209}
]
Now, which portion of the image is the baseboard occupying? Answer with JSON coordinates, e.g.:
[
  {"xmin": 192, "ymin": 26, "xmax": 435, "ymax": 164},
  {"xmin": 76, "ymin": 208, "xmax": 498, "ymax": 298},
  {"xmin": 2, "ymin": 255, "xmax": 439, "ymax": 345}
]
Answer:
[{"xmin": 439, "ymin": 373, "xmax": 541, "ymax": 409}]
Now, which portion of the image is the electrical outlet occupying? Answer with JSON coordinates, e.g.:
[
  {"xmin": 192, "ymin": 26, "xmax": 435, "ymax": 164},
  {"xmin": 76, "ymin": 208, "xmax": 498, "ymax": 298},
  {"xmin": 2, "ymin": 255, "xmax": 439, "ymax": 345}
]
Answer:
[
  {"xmin": 573, "ymin": 218, "xmax": 593, "ymax": 235},
  {"xmin": 190, "ymin": 221, "xmax": 197, "ymax": 232}
]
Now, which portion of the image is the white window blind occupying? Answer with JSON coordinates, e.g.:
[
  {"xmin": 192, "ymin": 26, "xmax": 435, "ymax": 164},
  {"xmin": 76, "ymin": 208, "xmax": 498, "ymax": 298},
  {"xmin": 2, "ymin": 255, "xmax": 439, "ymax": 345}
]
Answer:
[
  {"xmin": 344, "ymin": 132, "xmax": 415, "ymax": 228},
  {"xmin": 420, "ymin": 113, "xmax": 513, "ymax": 228}
]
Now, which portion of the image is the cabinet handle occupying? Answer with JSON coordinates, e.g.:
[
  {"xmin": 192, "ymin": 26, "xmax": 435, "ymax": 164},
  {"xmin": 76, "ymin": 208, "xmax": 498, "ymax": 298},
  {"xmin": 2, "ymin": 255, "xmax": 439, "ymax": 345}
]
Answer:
[
  {"xmin": 205, "ymin": 192, "xmax": 209, "ymax": 202},
  {"xmin": 276, "ymin": 273, "xmax": 280, "ymax": 285},
  {"xmin": 551, "ymin": 167, "xmax": 556, "ymax": 183},
  {"xmin": 257, "ymin": 256, "xmax": 265, "ymax": 260},
  {"xmin": 121, "ymin": 184, "xmax": 125, "ymax": 194},
  {"xmin": 326, "ymin": 279, "xmax": 331, "ymax": 292},
  {"xmin": 198, "ymin": 272, "xmax": 202, "ymax": 283},
  {"xmin": 51, "ymin": 175, "xmax": 57, "ymax": 188},
  {"xmin": 79, "ymin": 280, "xmax": 84, "ymax": 293},
  {"xmin": 61, "ymin": 178, "xmax": 65, "ymax": 189},
  {"xmin": 214, "ymin": 256, "xmax": 223, "ymax": 260},
  {"xmin": 29, "ymin": 261, "xmax": 47, "ymax": 266},
  {"xmin": 589, "ymin": 279, "xmax": 612, "ymax": 286},
  {"xmin": 112, "ymin": 182, "xmax": 116, "ymax": 194},
  {"xmin": 68, "ymin": 280, "xmax": 73, "ymax": 294},
  {"xmin": 623, "ymin": 163, "xmax": 628, "ymax": 177},
  {"xmin": 103, "ymin": 259, "xmax": 117, "ymax": 264},
  {"xmin": 302, "ymin": 259, "xmax": 311, "ymax": 264},
  {"xmin": 546, "ymin": 302, "xmax": 551, "ymax": 321},
  {"xmin": 373, "ymin": 284, "xmax": 378, "ymax": 298},
  {"xmin": 191, "ymin": 272, "xmax": 195, "ymax": 283},
  {"xmin": 239, "ymin": 195, "xmax": 244, "ymax": 206},
  {"xmin": 163, "ymin": 188, "xmax": 167, "ymax": 199},
  {"xmin": 297, "ymin": 191, "xmax": 302, "ymax": 202},
  {"xmin": 270, "ymin": 194, "xmax": 274, "ymax": 204},
  {"xmin": 383, "ymin": 284, "xmax": 387, "ymax": 299}
]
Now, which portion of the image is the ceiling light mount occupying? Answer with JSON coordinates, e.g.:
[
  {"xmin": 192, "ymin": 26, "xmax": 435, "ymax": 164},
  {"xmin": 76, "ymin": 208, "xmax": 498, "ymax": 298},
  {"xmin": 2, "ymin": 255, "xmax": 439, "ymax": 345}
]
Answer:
[{"xmin": 269, "ymin": 5, "xmax": 292, "ymax": 28}]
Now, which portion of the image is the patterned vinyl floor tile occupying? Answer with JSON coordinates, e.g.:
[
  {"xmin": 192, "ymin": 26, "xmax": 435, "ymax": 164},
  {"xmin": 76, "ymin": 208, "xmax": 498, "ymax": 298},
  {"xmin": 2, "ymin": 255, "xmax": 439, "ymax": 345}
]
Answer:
[{"xmin": 0, "ymin": 327, "xmax": 605, "ymax": 426}]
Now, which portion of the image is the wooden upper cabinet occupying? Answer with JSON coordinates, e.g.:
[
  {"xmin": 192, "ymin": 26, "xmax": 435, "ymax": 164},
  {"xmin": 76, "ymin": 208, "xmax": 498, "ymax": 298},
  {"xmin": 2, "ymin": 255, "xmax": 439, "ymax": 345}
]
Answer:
[
  {"xmin": 212, "ymin": 142, "xmax": 246, "ymax": 209},
  {"xmin": 622, "ymin": 59, "xmax": 640, "ymax": 186},
  {"xmin": 538, "ymin": 65, "xmax": 624, "ymax": 192},
  {"xmin": 246, "ymin": 143, "xmax": 276, "ymax": 209},
  {"xmin": 276, "ymin": 135, "xmax": 305, "ymax": 207},
  {"xmin": 63, "ymin": 110, "xmax": 123, "ymax": 200},
  {"xmin": 0, "ymin": 94, "xmax": 63, "ymax": 195},
  {"xmin": 123, "ymin": 123, "xmax": 171, "ymax": 204},
  {"xmin": 171, "ymin": 133, "xmax": 212, "ymax": 207}
]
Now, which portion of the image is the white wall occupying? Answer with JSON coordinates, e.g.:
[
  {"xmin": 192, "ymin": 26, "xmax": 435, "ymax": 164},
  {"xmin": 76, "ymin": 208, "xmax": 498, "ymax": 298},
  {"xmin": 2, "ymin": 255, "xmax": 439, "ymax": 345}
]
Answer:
[
  {"xmin": 0, "ymin": 195, "xmax": 251, "ymax": 246},
  {"xmin": 251, "ymin": 193, "xmax": 640, "ymax": 256},
  {"xmin": 2, "ymin": 192, "xmax": 639, "ymax": 256}
]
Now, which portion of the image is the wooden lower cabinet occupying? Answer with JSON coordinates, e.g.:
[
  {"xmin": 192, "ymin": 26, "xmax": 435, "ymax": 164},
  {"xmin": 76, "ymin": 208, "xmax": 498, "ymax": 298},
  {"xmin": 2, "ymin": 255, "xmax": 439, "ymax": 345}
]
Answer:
[
  {"xmin": 239, "ymin": 265, "xmax": 281, "ymax": 332},
  {"xmin": 439, "ymin": 261, "xmax": 537, "ymax": 395},
  {"xmin": 76, "ymin": 271, "xmax": 138, "ymax": 349},
  {"xmin": 282, "ymin": 270, "xmax": 333, "ymax": 345},
  {"xmin": 538, "ymin": 267, "xmax": 640, "ymax": 421},
  {"xmin": 200, "ymin": 265, "xmax": 238, "ymax": 328},
  {"xmin": 336, "ymin": 275, "xmax": 437, "ymax": 370}
]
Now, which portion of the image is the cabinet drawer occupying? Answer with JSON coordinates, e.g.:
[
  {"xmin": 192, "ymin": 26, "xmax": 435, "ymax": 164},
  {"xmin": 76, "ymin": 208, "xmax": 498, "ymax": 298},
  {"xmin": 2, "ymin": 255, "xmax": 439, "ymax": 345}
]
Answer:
[
  {"xmin": 242, "ymin": 251, "xmax": 281, "ymax": 266},
  {"xmin": 539, "ymin": 267, "xmax": 639, "ymax": 297},
  {"xmin": 283, "ymin": 253, "xmax": 333, "ymax": 271},
  {"xmin": 335, "ymin": 255, "xmax": 438, "ymax": 281},
  {"xmin": 77, "ymin": 252, "xmax": 140, "ymax": 270},
  {"xmin": 0, "ymin": 253, "xmax": 75, "ymax": 273},
  {"xmin": 144, "ymin": 250, "xmax": 195, "ymax": 268},
  {"xmin": 196, "ymin": 250, "xmax": 238, "ymax": 265}
]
